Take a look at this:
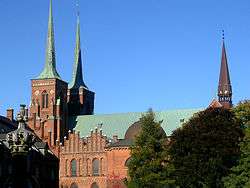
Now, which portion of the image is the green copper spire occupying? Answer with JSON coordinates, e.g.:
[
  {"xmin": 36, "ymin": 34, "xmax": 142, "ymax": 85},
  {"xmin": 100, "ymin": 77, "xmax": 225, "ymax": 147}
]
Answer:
[
  {"xmin": 38, "ymin": 0, "xmax": 61, "ymax": 79},
  {"xmin": 69, "ymin": 12, "xmax": 88, "ymax": 89}
]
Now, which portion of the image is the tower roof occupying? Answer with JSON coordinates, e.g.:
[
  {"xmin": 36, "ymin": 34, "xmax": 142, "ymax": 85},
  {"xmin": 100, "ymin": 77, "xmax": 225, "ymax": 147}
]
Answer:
[
  {"xmin": 218, "ymin": 39, "xmax": 232, "ymax": 96},
  {"xmin": 69, "ymin": 13, "xmax": 88, "ymax": 89},
  {"xmin": 208, "ymin": 99, "xmax": 223, "ymax": 109},
  {"xmin": 37, "ymin": 0, "xmax": 61, "ymax": 80}
]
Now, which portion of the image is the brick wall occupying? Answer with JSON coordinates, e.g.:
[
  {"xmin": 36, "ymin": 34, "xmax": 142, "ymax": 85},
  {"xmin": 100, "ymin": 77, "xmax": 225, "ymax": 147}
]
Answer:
[{"xmin": 59, "ymin": 129, "xmax": 131, "ymax": 188}]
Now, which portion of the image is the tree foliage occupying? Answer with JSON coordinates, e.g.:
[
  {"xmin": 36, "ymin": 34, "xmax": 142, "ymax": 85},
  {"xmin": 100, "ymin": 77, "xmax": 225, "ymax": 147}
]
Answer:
[
  {"xmin": 223, "ymin": 126, "xmax": 250, "ymax": 188},
  {"xmin": 127, "ymin": 110, "xmax": 176, "ymax": 188},
  {"xmin": 169, "ymin": 107, "xmax": 243, "ymax": 188},
  {"xmin": 223, "ymin": 101, "xmax": 250, "ymax": 187},
  {"xmin": 233, "ymin": 100, "xmax": 250, "ymax": 127}
]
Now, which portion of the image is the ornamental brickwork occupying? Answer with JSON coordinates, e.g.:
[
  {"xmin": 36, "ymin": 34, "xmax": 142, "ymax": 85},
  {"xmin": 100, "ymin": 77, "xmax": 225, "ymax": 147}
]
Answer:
[
  {"xmin": 28, "ymin": 78, "xmax": 68, "ymax": 156},
  {"xmin": 59, "ymin": 129, "xmax": 130, "ymax": 188}
]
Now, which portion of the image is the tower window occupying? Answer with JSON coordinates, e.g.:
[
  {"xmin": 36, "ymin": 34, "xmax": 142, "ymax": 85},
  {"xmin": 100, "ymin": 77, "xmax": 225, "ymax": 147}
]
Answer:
[{"xmin": 42, "ymin": 91, "xmax": 49, "ymax": 108}]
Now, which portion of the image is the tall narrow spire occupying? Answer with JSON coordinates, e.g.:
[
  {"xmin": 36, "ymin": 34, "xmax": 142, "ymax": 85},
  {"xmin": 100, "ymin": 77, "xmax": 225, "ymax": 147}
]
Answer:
[
  {"xmin": 69, "ymin": 4, "xmax": 87, "ymax": 89},
  {"xmin": 217, "ymin": 31, "xmax": 232, "ymax": 108},
  {"xmin": 38, "ymin": 0, "xmax": 61, "ymax": 79}
]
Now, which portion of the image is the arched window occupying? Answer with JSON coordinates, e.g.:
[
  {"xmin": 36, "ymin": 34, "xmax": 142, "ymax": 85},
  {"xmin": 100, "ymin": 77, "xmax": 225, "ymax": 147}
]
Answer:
[
  {"xmin": 70, "ymin": 183, "xmax": 78, "ymax": 188},
  {"xmin": 59, "ymin": 92, "xmax": 64, "ymax": 113},
  {"xmin": 42, "ymin": 91, "xmax": 49, "ymax": 108},
  {"xmin": 65, "ymin": 159, "xmax": 68, "ymax": 176},
  {"xmin": 125, "ymin": 157, "xmax": 131, "ymax": 167},
  {"xmin": 87, "ymin": 158, "xmax": 91, "ymax": 176},
  {"xmin": 92, "ymin": 158, "xmax": 99, "ymax": 176},
  {"xmin": 100, "ymin": 158, "xmax": 103, "ymax": 175},
  {"xmin": 71, "ymin": 159, "xmax": 77, "ymax": 177},
  {"xmin": 91, "ymin": 182, "xmax": 99, "ymax": 188}
]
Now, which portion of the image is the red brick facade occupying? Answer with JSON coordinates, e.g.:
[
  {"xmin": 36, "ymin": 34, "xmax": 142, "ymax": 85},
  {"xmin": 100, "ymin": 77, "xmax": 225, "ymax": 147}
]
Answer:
[
  {"xmin": 28, "ymin": 78, "xmax": 68, "ymax": 155},
  {"xmin": 59, "ymin": 129, "xmax": 130, "ymax": 188}
]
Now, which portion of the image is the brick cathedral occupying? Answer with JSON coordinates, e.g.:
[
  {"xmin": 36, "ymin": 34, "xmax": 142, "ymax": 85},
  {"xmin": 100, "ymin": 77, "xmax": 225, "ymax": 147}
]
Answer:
[{"xmin": 0, "ymin": 0, "xmax": 233, "ymax": 188}]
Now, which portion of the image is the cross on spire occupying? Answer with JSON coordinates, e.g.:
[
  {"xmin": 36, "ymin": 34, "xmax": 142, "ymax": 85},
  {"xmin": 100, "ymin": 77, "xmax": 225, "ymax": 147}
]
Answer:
[{"xmin": 222, "ymin": 29, "xmax": 225, "ymax": 40}]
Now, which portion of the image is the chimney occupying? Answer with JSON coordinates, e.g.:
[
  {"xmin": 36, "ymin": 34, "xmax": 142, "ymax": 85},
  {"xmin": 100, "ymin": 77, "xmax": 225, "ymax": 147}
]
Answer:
[
  {"xmin": 113, "ymin": 135, "xmax": 118, "ymax": 143},
  {"xmin": 6, "ymin": 109, "xmax": 14, "ymax": 121}
]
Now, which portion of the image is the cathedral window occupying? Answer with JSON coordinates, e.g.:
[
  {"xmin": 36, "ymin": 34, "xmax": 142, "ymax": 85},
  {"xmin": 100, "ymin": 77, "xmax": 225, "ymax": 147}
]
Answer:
[
  {"xmin": 87, "ymin": 158, "xmax": 91, "ymax": 176},
  {"xmin": 125, "ymin": 157, "xmax": 131, "ymax": 167},
  {"xmin": 71, "ymin": 159, "xmax": 77, "ymax": 177},
  {"xmin": 65, "ymin": 159, "xmax": 68, "ymax": 176},
  {"xmin": 100, "ymin": 158, "xmax": 103, "ymax": 175},
  {"xmin": 42, "ymin": 91, "xmax": 49, "ymax": 108},
  {"xmin": 91, "ymin": 182, "xmax": 99, "ymax": 188},
  {"xmin": 70, "ymin": 183, "xmax": 78, "ymax": 188},
  {"xmin": 92, "ymin": 158, "xmax": 99, "ymax": 176}
]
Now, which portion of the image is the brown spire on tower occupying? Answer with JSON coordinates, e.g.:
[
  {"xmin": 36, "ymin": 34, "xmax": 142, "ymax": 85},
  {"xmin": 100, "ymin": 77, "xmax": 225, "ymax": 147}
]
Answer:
[{"xmin": 217, "ymin": 31, "xmax": 232, "ymax": 109}]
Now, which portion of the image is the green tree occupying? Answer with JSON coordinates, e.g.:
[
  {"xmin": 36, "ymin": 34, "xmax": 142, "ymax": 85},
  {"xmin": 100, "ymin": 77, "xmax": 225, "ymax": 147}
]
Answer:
[
  {"xmin": 223, "ymin": 101, "xmax": 250, "ymax": 187},
  {"xmin": 169, "ymin": 107, "xmax": 243, "ymax": 188},
  {"xmin": 223, "ymin": 126, "xmax": 250, "ymax": 188},
  {"xmin": 233, "ymin": 100, "xmax": 250, "ymax": 127},
  {"xmin": 127, "ymin": 110, "xmax": 176, "ymax": 188}
]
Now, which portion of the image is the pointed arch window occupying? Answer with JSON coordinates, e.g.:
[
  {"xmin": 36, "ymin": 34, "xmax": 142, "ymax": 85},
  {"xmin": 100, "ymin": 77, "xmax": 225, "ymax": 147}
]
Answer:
[
  {"xmin": 70, "ymin": 183, "xmax": 78, "ymax": 188},
  {"xmin": 71, "ymin": 159, "xmax": 77, "ymax": 177},
  {"xmin": 92, "ymin": 158, "xmax": 99, "ymax": 176},
  {"xmin": 91, "ymin": 182, "xmax": 99, "ymax": 188},
  {"xmin": 125, "ymin": 157, "xmax": 131, "ymax": 167},
  {"xmin": 42, "ymin": 91, "xmax": 49, "ymax": 108},
  {"xmin": 65, "ymin": 159, "xmax": 68, "ymax": 176}
]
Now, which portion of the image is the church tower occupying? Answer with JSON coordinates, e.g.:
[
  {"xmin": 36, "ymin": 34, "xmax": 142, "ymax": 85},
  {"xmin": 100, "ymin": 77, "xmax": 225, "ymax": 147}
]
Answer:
[
  {"xmin": 217, "ymin": 33, "xmax": 232, "ymax": 109},
  {"xmin": 67, "ymin": 10, "xmax": 95, "ymax": 116},
  {"xmin": 29, "ymin": 0, "xmax": 68, "ymax": 147}
]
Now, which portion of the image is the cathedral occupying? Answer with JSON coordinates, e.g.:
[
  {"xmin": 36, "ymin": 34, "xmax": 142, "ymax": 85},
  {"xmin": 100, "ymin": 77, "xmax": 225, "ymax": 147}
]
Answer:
[{"xmin": 0, "ymin": 0, "xmax": 233, "ymax": 188}]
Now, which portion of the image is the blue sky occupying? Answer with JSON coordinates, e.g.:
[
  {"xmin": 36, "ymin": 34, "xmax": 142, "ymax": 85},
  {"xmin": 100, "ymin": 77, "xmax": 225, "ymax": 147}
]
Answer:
[{"xmin": 0, "ymin": 0, "xmax": 250, "ymax": 116}]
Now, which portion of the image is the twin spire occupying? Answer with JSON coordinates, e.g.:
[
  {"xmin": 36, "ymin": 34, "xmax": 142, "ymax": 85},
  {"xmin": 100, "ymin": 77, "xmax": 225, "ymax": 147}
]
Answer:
[
  {"xmin": 39, "ymin": 1, "xmax": 232, "ymax": 108},
  {"xmin": 38, "ymin": 0, "xmax": 87, "ymax": 90},
  {"xmin": 38, "ymin": 0, "xmax": 60, "ymax": 79},
  {"xmin": 68, "ymin": 13, "xmax": 88, "ymax": 89}
]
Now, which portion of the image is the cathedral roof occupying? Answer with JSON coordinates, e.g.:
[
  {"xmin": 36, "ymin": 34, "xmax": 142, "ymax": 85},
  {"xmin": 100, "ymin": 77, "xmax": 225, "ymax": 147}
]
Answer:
[
  {"xmin": 107, "ymin": 139, "xmax": 134, "ymax": 148},
  {"xmin": 0, "ymin": 115, "xmax": 17, "ymax": 134},
  {"xmin": 208, "ymin": 99, "xmax": 223, "ymax": 109},
  {"xmin": 71, "ymin": 108, "xmax": 202, "ymax": 139}
]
